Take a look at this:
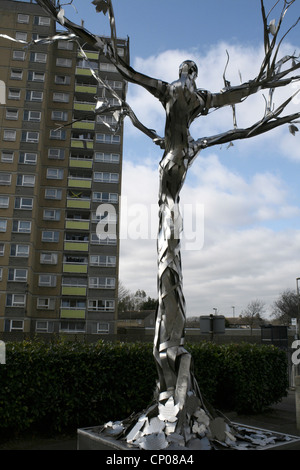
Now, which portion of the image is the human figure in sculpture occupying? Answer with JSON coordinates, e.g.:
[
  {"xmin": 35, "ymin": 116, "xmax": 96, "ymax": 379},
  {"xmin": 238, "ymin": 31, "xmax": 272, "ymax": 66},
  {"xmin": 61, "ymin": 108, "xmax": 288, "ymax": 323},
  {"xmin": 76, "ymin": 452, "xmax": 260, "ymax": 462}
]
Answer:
[{"xmin": 107, "ymin": 56, "xmax": 263, "ymax": 408}]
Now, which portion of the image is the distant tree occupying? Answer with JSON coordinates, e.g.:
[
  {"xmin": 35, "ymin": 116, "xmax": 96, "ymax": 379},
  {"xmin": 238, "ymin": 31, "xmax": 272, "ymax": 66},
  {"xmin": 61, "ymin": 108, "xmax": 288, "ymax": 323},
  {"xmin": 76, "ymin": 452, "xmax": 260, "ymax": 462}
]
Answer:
[
  {"xmin": 241, "ymin": 299, "xmax": 266, "ymax": 333},
  {"xmin": 118, "ymin": 283, "xmax": 157, "ymax": 312},
  {"xmin": 271, "ymin": 289, "xmax": 299, "ymax": 325},
  {"xmin": 118, "ymin": 281, "xmax": 135, "ymax": 312},
  {"xmin": 140, "ymin": 296, "xmax": 158, "ymax": 311}
]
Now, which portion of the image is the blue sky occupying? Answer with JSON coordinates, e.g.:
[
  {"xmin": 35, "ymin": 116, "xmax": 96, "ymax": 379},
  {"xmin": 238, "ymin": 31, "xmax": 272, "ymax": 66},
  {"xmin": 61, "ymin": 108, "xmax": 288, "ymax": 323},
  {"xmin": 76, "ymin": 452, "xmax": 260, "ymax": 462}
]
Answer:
[{"xmin": 62, "ymin": 0, "xmax": 300, "ymax": 318}]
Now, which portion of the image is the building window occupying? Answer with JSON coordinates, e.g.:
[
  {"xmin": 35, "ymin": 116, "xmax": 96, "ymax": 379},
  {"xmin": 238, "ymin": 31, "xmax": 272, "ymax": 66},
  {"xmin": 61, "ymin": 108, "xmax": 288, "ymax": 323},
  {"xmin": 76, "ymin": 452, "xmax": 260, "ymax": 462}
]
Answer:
[
  {"xmin": 12, "ymin": 220, "xmax": 31, "ymax": 233},
  {"xmin": 14, "ymin": 197, "xmax": 33, "ymax": 210},
  {"xmin": 15, "ymin": 31, "xmax": 27, "ymax": 41},
  {"xmin": 0, "ymin": 244, "xmax": 4, "ymax": 256},
  {"xmin": 6, "ymin": 108, "xmax": 19, "ymax": 120},
  {"xmin": 26, "ymin": 90, "xmax": 43, "ymax": 102},
  {"xmin": 92, "ymin": 192, "xmax": 118, "ymax": 203},
  {"xmin": 37, "ymin": 299, "xmax": 55, "ymax": 310},
  {"xmin": 30, "ymin": 52, "xmax": 47, "ymax": 63},
  {"xmin": 1, "ymin": 151, "xmax": 14, "ymax": 163},
  {"xmin": 8, "ymin": 88, "xmax": 21, "ymax": 100},
  {"xmin": 3, "ymin": 129, "xmax": 16, "ymax": 141},
  {"xmin": 10, "ymin": 244, "xmax": 30, "ymax": 257},
  {"xmin": 17, "ymin": 174, "xmax": 35, "ymax": 187},
  {"xmin": 99, "ymin": 63, "xmax": 117, "ymax": 72},
  {"xmin": 21, "ymin": 131, "xmax": 39, "ymax": 143},
  {"xmin": 0, "ymin": 173, "xmax": 12, "ymax": 185},
  {"xmin": 48, "ymin": 148, "xmax": 65, "ymax": 160},
  {"xmin": 54, "ymin": 75, "xmax": 71, "ymax": 85},
  {"xmin": 0, "ymin": 196, "xmax": 9, "ymax": 208},
  {"xmin": 38, "ymin": 274, "xmax": 57, "ymax": 287},
  {"xmin": 34, "ymin": 16, "xmax": 51, "ymax": 26},
  {"xmin": 19, "ymin": 152, "xmax": 37, "ymax": 164},
  {"xmin": 5, "ymin": 320, "xmax": 24, "ymax": 332},
  {"xmin": 96, "ymin": 133, "xmax": 120, "ymax": 145},
  {"xmin": 6, "ymin": 294, "xmax": 26, "ymax": 307},
  {"xmin": 35, "ymin": 320, "xmax": 54, "ymax": 332},
  {"xmin": 94, "ymin": 152, "xmax": 120, "ymax": 164},
  {"xmin": 13, "ymin": 50, "xmax": 26, "ymax": 61},
  {"xmin": 10, "ymin": 68, "xmax": 23, "ymax": 80},
  {"xmin": 56, "ymin": 58, "xmax": 72, "ymax": 68},
  {"xmin": 45, "ymin": 188, "xmax": 62, "ymax": 200},
  {"xmin": 23, "ymin": 110, "xmax": 41, "ymax": 122},
  {"xmin": 17, "ymin": 14, "xmax": 29, "ymax": 24},
  {"xmin": 43, "ymin": 209, "xmax": 61, "ymax": 221},
  {"xmin": 90, "ymin": 233, "xmax": 117, "ymax": 245},
  {"xmin": 89, "ymin": 277, "xmax": 116, "ymax": 289},
  {"xmin": 51, "ymin": 110, "xmax": 68, "ymax": 121},
  {"xmin": 88, "ymin": 299, "xmax": 115, "ymax": 311},
  {"xmin": 28, "ymin": 71, "xmax": 45, "ymax": 82},
  {"xmin": 59, "ymin": 321, "xmax": 85, "ymax": 333},
  {"xmin": 97, "ymin": 323, "xmax": 109, "ymax": 334},
  {"xmin": 0, "ymin": 220, "xmax": 7, "ymax": 232},
  {"xmin": 50, "ymin": 129, "xmax": 66, "ymax": 140},
  {"xmin": 46, "ymin": 168, "xmax": 64, "ymax": 179},
  {"xmin": 94, "ymin": 172, "xmax": 119, "ymax": 183},
  {"xmin": 8, "ymin": 268, "xmax": 28, "ymax": 282},
  {"xmin": 53, "ymin": 92, "xmax": 69, "ymax": 102},
  {"xmin": 40, "ymin": 253, "xmax": 58, "ymax": 265},
  {"xmin": 42, "ymin": 231, "xmax": 60, "ymax": 243},
  {"xmin": 57, "ymin": 40, "xmax": 74, "ymax": 50},
  {"xmin": 90, "ymin": 255, "xmax": 116, "ymax": 267}
]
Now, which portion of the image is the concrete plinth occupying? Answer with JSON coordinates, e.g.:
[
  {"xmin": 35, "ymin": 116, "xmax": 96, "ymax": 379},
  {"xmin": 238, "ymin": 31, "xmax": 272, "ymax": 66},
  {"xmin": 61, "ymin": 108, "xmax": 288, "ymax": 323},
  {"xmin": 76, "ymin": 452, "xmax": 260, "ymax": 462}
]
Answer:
[{"xmin": 77, "ymin": 424, "xmax": 300, "ymax": 451}]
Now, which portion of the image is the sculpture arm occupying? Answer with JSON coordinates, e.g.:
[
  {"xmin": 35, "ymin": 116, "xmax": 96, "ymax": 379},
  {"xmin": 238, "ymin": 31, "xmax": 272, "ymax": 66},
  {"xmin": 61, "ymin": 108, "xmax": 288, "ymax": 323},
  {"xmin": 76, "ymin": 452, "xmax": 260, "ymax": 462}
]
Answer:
[
  {"xmin": 210, "ymin": 81, "xmax": 261, "ymax": 108},
  {"xmin": 109, "ymin": 52, "xmax": 168, "ymax": 101}
]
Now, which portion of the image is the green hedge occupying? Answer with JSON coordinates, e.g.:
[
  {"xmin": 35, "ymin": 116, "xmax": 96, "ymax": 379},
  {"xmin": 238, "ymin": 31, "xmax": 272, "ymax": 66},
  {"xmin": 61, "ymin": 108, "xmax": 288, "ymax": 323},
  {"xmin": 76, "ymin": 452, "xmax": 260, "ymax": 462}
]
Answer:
[{"xmin": 0, "ymin": 340, "xmax": 288, "ymax": 437}]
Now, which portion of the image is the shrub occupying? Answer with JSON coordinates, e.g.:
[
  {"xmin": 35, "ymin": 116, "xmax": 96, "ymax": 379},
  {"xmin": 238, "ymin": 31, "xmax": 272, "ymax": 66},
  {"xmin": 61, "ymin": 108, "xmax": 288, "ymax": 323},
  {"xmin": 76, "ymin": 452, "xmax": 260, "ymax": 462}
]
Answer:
[{"xmin": 0, "ymin": 339, "xmax": 288, "ymax": 438}]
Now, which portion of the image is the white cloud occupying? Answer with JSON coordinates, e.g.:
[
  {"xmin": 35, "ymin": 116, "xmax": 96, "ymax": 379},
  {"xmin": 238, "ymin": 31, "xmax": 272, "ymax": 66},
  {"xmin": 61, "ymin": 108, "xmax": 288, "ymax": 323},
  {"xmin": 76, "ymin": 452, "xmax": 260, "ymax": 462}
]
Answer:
[
  {"xmin": 118, "ymin": 41, "xmax": 300, "ymax": 318},
  {"xmin": 119, "ymin": 155, "xmax": 300, "ymax": 318}
]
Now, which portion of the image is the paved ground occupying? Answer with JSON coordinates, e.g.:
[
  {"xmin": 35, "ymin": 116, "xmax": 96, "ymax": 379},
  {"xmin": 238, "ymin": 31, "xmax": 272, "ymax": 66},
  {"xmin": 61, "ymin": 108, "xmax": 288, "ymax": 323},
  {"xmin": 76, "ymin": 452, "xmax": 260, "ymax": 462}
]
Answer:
[{"xmin": 1, "ymin": 389, "xmax": 300, "ymax": 450}]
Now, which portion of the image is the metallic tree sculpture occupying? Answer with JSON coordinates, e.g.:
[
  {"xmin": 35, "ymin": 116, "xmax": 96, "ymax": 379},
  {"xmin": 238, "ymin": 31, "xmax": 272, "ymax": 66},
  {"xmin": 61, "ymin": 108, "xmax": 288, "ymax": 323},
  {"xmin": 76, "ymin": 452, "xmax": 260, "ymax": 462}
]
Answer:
[{"xmin": 5, "ymin": 0, "xmax": 299, "ymax": 449}]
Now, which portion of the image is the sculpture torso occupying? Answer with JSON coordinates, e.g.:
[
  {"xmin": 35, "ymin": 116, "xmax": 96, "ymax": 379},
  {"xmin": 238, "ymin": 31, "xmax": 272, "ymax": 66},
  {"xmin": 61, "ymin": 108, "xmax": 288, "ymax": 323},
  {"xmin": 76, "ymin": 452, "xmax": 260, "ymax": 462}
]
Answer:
[{"xmin": 162, "ymin": 77, "xmax": 207, "ymax": 155}]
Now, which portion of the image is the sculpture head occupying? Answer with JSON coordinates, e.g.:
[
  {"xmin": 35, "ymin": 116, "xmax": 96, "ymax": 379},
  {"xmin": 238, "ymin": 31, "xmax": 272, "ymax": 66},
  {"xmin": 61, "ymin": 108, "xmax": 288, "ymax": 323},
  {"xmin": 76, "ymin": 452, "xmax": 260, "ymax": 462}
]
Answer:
[{"xmin": 179, "ymin": 60, "xmax": 198, "ymax": 80}]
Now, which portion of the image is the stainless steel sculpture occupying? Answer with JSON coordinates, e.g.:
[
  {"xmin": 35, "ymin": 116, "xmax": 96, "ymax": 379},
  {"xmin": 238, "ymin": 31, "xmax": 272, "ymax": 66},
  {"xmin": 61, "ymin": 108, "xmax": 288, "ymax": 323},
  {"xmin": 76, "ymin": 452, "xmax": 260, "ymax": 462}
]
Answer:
[{"xmin": 9, "ymin": 0, "xmax": 299, "ymax": 449}]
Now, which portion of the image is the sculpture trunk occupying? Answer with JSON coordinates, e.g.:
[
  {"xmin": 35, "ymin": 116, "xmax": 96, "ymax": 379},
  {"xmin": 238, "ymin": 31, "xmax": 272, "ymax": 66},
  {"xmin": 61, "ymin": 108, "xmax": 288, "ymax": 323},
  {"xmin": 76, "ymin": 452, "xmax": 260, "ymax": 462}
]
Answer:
[{"xmin": 153, "ymin": 149, "xmax": 196, "ymax": 411}]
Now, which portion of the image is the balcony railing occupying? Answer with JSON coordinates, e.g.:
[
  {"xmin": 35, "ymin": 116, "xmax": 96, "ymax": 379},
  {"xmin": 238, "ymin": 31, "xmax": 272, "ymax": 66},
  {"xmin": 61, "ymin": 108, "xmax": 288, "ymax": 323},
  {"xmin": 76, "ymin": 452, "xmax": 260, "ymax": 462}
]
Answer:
[
  {"xmin": 67, "ymin": 177, "xmax": 92, "ymax": 189},
  {"xmin": 60, "ymin": 308, "xmax": 86, "ymax": 319},
  {"xmin": 69, "ymin": 158, "xmax": 93, "ymax": 169},
  {"xmin": 64, "ymin": 240, "xmax": 89, "ymax": 252},
  {"xmin": 63, "ymin": 263, "xmax": 88, "ymax": 274}
]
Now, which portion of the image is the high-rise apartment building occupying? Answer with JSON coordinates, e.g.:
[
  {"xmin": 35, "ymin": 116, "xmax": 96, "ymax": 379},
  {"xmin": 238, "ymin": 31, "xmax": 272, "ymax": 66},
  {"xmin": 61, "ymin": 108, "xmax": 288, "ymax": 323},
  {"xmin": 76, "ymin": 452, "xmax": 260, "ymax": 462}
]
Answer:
[{"xmin": 0, "ymin": 0, "xmax": 128, "ymax": 338}]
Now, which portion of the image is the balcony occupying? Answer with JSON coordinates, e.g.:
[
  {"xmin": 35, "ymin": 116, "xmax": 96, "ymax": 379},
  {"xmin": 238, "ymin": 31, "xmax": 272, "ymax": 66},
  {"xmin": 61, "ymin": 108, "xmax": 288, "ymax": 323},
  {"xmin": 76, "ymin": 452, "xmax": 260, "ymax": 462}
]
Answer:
[
  {"xmin": 72, "ymin": 121, "xmax": 95, "ymax": 130},
  {"xmin": 77, "ymin": 51, "xmax": 99, "ymax": 60},
  {"xmin": 67, "ymin": 198, "xmax": 91, "ymax": 209},
  {"xmin": 71, "ymin": 139, "xmax": 94, "ymax": 149},
  {"xmin": 61, "ymin": 286, "xmax": 87, "ymax": 296},
  {"xmin": 63, "ymin": 263, "xmax": 88, "ymax": 274},
  {"xmin": 75, "ymin": 84, "xmax": 97, "ymax": 94},
  {"xmin": 73, "ymin": 101, "xmax": 95, "ymax": 112},
  {"xmin": 64, "ymin": 241, "xmax": 89, "ymax": 252},
  {"xmin": 69, "ymin": 158, "xmax": 93, "ymax": 169},
  {"xmin": 75, "ymin": 67, "xmax": 93, "ymax": 77},
  {"xmin": 60, "ymin": 308, "xmax": 86, "ymax": 319},
  {"xmin": 68, "ymin": 177, "xmax": 92, "ymax": 189},
  {"xmin": 65, "ymin": 219, "xmax": 90, "ymax": 230}
]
